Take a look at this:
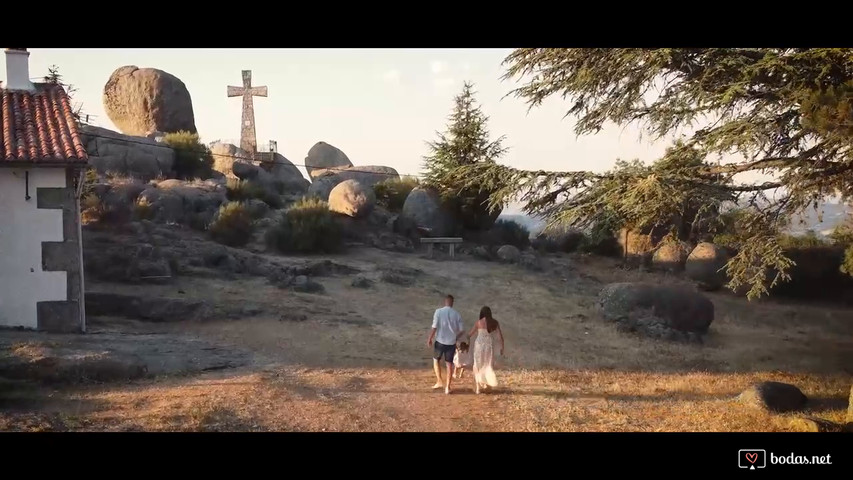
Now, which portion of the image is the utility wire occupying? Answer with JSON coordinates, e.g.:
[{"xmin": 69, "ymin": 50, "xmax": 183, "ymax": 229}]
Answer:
[{"xmin": 81, "ymin": 131, "xmax": 425, "ymax": 179}]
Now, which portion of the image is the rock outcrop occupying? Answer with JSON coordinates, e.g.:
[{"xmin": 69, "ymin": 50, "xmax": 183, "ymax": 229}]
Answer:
[
  {"xmin": 83, "ymin": 232, "xmax": 173, "ymax": 284},
  {"xmin": 80, "ymin": 125, "xmax": 175, "ymax": 181},
  {"xmin": 103, "ymin": 65, "xmax": 197, "ymax": 136},
  {"xmin": 85, "ymin": 292, "xmax": 209, "ymax": 322},
  {"xmin": 210, "ymin": 141, "xmax": 308, "ymax": 199},
  {"xmin": 136, "ymin": 178, "xmax": 227, "ymax": 227}
]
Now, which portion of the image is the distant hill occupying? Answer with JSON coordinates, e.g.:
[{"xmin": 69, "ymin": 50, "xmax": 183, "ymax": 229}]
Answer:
[{"xmin": 787, "ymin": 202, "xmax": 851, "ymax": 237}]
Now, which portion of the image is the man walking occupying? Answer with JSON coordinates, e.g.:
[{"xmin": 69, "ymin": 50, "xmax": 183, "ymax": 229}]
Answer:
[{"xmin": 427, "ymin": 294, "xmax": 464, "ymax": 394}]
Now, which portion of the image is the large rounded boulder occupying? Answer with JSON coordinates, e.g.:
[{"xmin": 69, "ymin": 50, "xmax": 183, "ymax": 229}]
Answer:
[
  {"xmin": 267, "ymin": 153, "xmax": 309, "ymax": 193},
  {"xmin": 305, "ymin": 142, "xmax": 353, "ymax": 179},
  {"xmin": 737, "ymin": 381, "xmax": 808, "ymax": 413},
  {"xmin": 103, "ymin": 66, "xmax": 197, "ymax": 136},
  {"xmin": 211, "ymin": 142, "xmax": 307, "ymax": 199},
  {"xmin": 598, "ymin": 282, "xmax": 714, "ymax": 341},
  {"xmin": 652, "ymin": 241, "xmax": 692, "ymax": 272},
  {"xmin": 685, "ymin": 242, "xmax": 731, "ymax": 291},
  {"xmin": 401, "ymin": 187, "xmax": 456, "ymax": 237},
  {"xmin": 496, "ymin": 245, "xmax": 521, "ymax": 263},
  {"xmin": 328, "ymin": 179, "xmax": 375, "ymax": 218}
]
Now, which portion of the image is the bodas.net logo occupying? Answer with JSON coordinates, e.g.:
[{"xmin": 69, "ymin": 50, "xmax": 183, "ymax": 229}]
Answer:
[{"xmin": 738, "ymin": 449, "xmax": 766, "ymax": 469}]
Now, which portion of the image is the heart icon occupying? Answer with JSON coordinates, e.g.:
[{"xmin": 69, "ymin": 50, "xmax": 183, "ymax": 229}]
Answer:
[{"xmin": 746, "ymin": 453, "xmax": 758, "ymax": 464}]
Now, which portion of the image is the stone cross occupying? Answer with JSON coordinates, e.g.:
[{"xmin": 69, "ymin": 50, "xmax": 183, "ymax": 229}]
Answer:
[{"xmin": 227, "ymin": 70, "xmax": 267, "ymax": 154}]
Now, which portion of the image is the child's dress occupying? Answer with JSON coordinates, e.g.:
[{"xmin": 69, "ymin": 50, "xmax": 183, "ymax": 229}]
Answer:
[{"xmin": 454, "ymin": 348, "xmax": 472, "ymax": 369}]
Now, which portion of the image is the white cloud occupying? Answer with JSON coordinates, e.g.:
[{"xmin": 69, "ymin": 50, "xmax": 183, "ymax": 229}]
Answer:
[
  {"xmin": 461, "ymin": 62, "xmax": 472, "ymax": 72},
  {"xmin": 430, "ymin": 60, "xmax": 448, "ymax": 74},
  {"xmin": 433, "ymin": 77, "xmax": 455, "ymax": 89},
  {"xmin": 380, "ymin": 69, "xmax": 401, "ymax": 84}
]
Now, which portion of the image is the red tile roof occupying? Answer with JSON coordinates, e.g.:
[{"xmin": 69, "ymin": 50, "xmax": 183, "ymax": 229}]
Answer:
[{"xmin": 0, "ymin": 83, "xmax": 88, "ymax": 164}]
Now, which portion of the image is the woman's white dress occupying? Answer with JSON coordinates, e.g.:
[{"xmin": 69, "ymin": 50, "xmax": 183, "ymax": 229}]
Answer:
[{"xmin": 473, "ymin": 327, "xmax": 498, "ymax": 388}]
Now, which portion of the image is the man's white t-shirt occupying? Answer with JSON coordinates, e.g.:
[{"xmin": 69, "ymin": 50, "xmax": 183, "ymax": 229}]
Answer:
[{"xmin": 432, "ymin": 306, "xmax": 463, "ymax": 346}]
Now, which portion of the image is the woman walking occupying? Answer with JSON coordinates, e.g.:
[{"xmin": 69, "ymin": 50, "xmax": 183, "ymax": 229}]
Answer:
[{"xmin": 466, "ymin": 306, "xmax": 504, "ymax": 394}]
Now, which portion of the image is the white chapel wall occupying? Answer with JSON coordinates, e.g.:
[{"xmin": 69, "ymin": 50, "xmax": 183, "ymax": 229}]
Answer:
[{"xmin": 0, "ymin": 168, "xmax": 68, "ymax": 329}]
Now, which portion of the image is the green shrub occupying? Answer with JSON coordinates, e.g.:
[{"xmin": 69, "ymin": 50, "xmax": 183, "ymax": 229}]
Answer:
[
  {"xmin": 226, "ymin": 178, "xmax": 283, "ymax": 209},
  {"xmin": 842, "ymin": 244, "xmax": 853, "ymax": 276},
  {"xmin": 373, "ymin": 176, "xmax": 420, "ymax": 212},
  {"xmin": 264, "ymin": 198, "xmax": 344, "ymax": 254},
  {"xmin": 489, "ymin": 219, "xmax": 530, "ymax": 249},
  {"xmin": 778, "ymin": 230, "xmax": 829, "ymax": 249},
  {"xmin": 712, "ymin": 232, "xmax": 741, "ymax": 250},
  {"xmin": 163, "ymin": 131, "xmax": 214, "ymax": 179},
  {"xmin": 829, "ymin": 223, "xmax": 853, "ymax": 246},
  {"xmin": 533, "ymin": 227, "xmax": 586, "ymax": 253},
  {"xmin": 226, "ymin": 177, "xmax": 261, "ymax": 200},
  {"xmin": 577, "ymin": 223, "xmax": 622, "ymax": 257},
  {"xmin": 531, "ymin": 221, "xmax": 620, "ymax": 256},
  {"xmin": 833, "ymin": 215, "xmax": 853, "ymax": 277},
  {"xmin": 771, "ymin": 245, "xmax": 853, "ymax": 300},
  {"xmin": 578, "ymin": 234, "xmax": 622, "ymax": 257},
  {"xmin": 80, "ymin": 193, "xmax": 105, "ymax": 224},
  {"xmin": 706, "ymin": 208, "xmax": 751, "ymax": 248},
  {"xmin": 208, "ymin": 201, "xmax": 255, "ymax": 247},
  {"xmin": 80, "ymin": 167, "xmax": 99, "ymax": 197},
  {"xmin": 80, "ymin": 193, "xmax": 131, "ymax": 225}
]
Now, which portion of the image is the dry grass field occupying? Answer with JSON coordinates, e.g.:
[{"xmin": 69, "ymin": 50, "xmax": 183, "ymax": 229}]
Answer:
[{"xmin": 1, "ymin": 244, "xmax": 851, "ymax": 432}]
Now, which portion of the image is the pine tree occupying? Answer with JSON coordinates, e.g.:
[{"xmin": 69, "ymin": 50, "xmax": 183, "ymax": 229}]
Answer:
[
  {"xmin": 44, "ymin": 65, "xmax": 87, "ymax": 123},
  {"xmin": 423, "ymin": 82, "xmax": 509, "ymax": 231},
  {"xmin": 452, "ymin": 49, "xmax": 853, "ymax": 299}
]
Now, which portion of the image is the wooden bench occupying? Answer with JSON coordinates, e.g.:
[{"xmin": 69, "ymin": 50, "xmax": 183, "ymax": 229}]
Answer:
[{"xmin": 420, "ymin": 237, "xmax": 464, "ymax": 258}]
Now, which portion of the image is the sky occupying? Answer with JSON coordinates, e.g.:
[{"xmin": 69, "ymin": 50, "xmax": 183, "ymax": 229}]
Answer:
[{"xmin": 9, "ymin": 48, "xmax": 744, "ymax": 213}]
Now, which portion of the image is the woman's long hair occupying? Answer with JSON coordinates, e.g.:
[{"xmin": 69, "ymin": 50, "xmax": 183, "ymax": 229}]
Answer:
[{"xmin": 479, "ymin": 306, "xmax": 498, "ymax": 332}]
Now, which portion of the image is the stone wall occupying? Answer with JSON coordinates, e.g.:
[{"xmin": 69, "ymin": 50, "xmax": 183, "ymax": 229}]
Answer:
[{"xmin": 36, "ymin": 168, "xmax": 86, "ymax": 333}]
